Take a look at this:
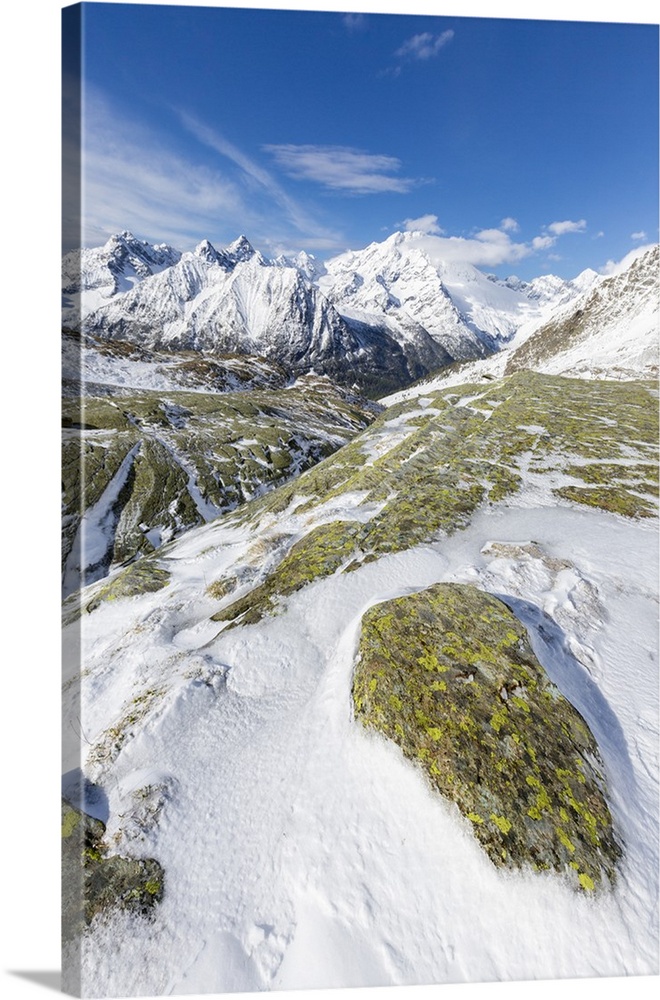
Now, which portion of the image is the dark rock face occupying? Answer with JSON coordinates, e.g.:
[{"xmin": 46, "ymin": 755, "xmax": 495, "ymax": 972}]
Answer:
[
  {"xmin": 62, "ymin": 800, "xmax": 164, "ymax": 943},
  {"xmin": 352, "ymin": 583, "xmax": 621, "ymax": 890}
]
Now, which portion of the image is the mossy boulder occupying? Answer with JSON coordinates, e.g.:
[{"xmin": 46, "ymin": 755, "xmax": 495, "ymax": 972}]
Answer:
[
  {"xmin": 352, "ymin": 583, "xmax": 620, "ymax": 890},
  {"xmin": 62, "ymin": 800, "xmax": 164, "ymax": 942}
]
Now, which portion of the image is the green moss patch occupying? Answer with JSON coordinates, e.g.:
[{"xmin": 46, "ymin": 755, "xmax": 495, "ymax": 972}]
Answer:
[
  {"xmin": 352, "ymin": 583, "xmax": 620, "ymax": 889},
  {"xmin": 211, "ymin": 520, "xmax": 362, "ymax": 626},
  {"xmin": 85, "ymin": 560, "xmax": 171, "ymax": 613},
  {"xmin": 211, "ymin": 373, "xmax": 657, "ymax": 629},
  {"xmin": 554, "ymin": 485, "xmax": 656, "ymax": 519}
]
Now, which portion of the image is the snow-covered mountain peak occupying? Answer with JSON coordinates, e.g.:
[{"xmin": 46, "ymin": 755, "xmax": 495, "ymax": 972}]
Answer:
[
  {"xmin": 62, "ymin": 231, "xmax": 183, "ymax": 321},
  {"xmin": 193, "ymin": 238, "xmax": 227, "ymax": 265},
  {"xmin": 292, "ymin": 249, "xmax": 322, "ymax": 280},
  {"xmin": 226, "ymin": 234, "xmax": 258, "ymax": 263},
  {"xmin": 103, "ymin": 230, "xmax": 180, "ymax": 268},
  {"xmin": 572, "ymin": 266, "xmax": 600, "ymax": 291},
  {"xmin": 272, "ymin": 250, "xmax": 323, "ymax": 280},
  {"xmin": 317, "ymin": 230, "xmax": 580, "ymax": 358}
]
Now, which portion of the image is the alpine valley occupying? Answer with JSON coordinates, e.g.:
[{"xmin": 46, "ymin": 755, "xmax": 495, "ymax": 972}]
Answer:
[{"xmin": 62, "ymin": 230, "xmax": 659, "ymax": 996}]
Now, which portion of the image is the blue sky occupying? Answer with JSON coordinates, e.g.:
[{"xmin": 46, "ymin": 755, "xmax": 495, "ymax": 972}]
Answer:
[{"xmin": 68, "ymin": 1, "xmax": 659, "ymax": 278}]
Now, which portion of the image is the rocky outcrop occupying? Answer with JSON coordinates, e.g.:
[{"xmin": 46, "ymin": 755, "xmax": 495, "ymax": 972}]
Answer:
[
  {"xmin": 352, "ymin": 583, "xmax": 621, "ymax": 889},
  {"xmin": 62, "ymin": 800, "xmax": 164, "ymax": 943}
]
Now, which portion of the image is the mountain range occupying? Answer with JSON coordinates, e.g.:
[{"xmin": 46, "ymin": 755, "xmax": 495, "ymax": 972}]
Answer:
[{"xmin": 63, "ymin": 229, "xmax": 620, "ymax": 396}]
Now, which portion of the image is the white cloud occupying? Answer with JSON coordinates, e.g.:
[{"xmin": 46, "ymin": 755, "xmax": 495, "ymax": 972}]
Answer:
[
  {"xmin": 264, "ymin": 144, "xmax": 417, "ymax": 194},
  {"xmin": 600, "ymin": 243, "xmax": 655, "ymax": 275},
  {"xmin": 500, "ymin": 217, "xmax": 520, "ymax": 232},
  {"xmin": 395, "ymin": 30, "xmax": 455, "ymax": 61},
  {"xmin": 406, "ymin": 231, "xmax": 531, "ymax": 268},
  {"xmin": 402, "ymin": 214, "xmax": 443, "ymax": 235},
  {"xmin": 547, "ymin": 219, "xmax": 587, "ymax": 235},
  {"xmin": 475, "ymin": 227, "xmax": 514, "ymax": 244},
  {"xmin": 631, "ymin": 230, "xmax": 648, "ymax": 241},
  {"xmin": 390, "ymin": 217, "xmax": 593, "ymax": 268},
  {"xmin": 532, "ymin": 235, "xmax": 556, "ymax": 250}
]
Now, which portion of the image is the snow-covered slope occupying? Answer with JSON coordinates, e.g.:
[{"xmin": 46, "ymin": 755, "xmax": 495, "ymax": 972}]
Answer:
[
  {"xmin": 62, "ymin": 369, "xmax": 659, "ymax": 996},
  {"xmin": 383, "ymin": 244, "xmax": 658, "ymax": 405},
  {"xmin": 505, "ymin": 243, "xmax": 659, "ymax": 379},
  {"xmin": 62, "ymin": 328, "xmax": 292, "ymax": 397},
  {"xmin": 318, "ymin": 230, "xmax": 594, "ymax": 361}
]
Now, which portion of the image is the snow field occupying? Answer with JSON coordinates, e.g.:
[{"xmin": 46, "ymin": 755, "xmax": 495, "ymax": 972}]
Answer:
[{"xmin": 66, "ymin": 500, "xmax": 658, "ymax": 995}]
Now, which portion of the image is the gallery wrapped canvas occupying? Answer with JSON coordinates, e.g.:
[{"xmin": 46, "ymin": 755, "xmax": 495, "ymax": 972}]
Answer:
[{"xmin": 61, "ymin": 2, "xmax": 659, "ymax": 997}]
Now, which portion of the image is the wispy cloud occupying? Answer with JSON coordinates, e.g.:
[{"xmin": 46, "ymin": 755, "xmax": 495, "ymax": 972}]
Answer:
[
  {"xmin": 500, "ymin": 217, "xmax": 519, "ymax": 232},
  {"xmin": 395, "ymin": 30, "xmax": 454, "ymax": 61},
  {"xmin": 179, "ymin": 112, "xmax": 342, "ymax": 245},
  {"xmin": 631, "ymin": 230, "xmax": 648, "ymax": 241},
  {"xmin": 78, "ymin": 91, "xmax": 345, "ymax": 255},
  {"xmin": 264, "ymin": 144, "xmax": 418, "ymax": 194},
  {"xmin": 342, "ymin": 13, "xmax": 366, "ymax": 33},
  {"xmin": 547, "ymin": 219, "xmax": 587, "ymax": 236},
  {"xmin": 81, "ymin": 94, "xmax": 247, "ymax": 249},
  {"xmin": 401, "ymin": 213, "xmax": 443, "ymax": 235}
]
